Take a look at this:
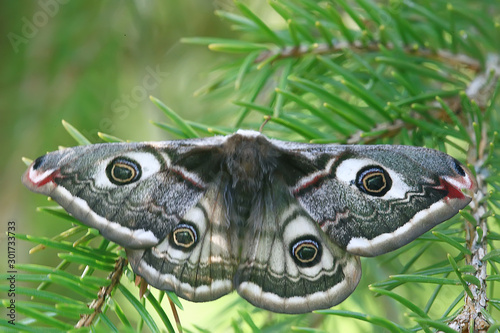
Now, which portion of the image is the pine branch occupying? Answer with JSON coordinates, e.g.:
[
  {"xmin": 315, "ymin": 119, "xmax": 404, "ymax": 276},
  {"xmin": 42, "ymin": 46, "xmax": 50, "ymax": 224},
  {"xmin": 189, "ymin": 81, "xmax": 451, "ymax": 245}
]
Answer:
[
  {"xmin": 450, "ymin": 168, "xmax": 489, "ymax": 332},
  {"xmin": 318, "ymin": 50, "xmax": 489, "ymax": 146},
  {"xmin": 75, "ymin": 257, "xmax": 127, "ymax": 328},
  {"xmin": 255, "ymin": 40, "xmax": 481, "ymax": 71},
  {"xmin": 448, "ymin": 54, "xmax": 500, "ymax": 333}
]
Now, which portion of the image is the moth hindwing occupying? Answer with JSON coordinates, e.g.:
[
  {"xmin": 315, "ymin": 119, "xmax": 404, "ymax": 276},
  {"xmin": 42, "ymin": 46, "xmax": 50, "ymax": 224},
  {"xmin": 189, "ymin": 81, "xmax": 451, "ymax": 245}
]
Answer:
[{"xmin": 22, "ymin": 129, "xmax": 476, "ymax": 313}]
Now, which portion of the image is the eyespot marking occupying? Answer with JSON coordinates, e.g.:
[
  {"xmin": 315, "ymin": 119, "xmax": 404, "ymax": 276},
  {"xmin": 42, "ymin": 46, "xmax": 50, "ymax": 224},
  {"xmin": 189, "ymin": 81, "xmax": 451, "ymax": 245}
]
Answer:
[
  {"xmin": 106, "ymin": 157, "xmax": 142, "ymax": 185},
  {"xmin": 290, "ymin": 236, "xmax": 322, "ymax": 267},
  {"xmin": 356, "ymin": 165, "xmax": 392, "ymax": 197},
  {"xmin": 171, "ymin": 223, "xmax": 198, "ymax": 250}
]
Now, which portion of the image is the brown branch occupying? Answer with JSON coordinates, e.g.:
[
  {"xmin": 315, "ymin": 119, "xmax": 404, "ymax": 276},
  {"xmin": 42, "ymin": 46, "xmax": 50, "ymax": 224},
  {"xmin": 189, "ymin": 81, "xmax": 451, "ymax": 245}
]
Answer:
[
  {"xmin": 345, "ymin": 119, "xmax": 407, "ymax": 144},
  {"xmin": 466, "ymin": 54, "xmax": 500, "ymax": 107},
  {"xmin": 255, "ymin": 40, "xmax": 481, "ymax": 71},
  {"xmin": 75, "ymin": 257, "xmax": 128, "ymax": 328},
  {"xmin": 168, "ymin": 295, "xmax": 183, "ymax": 333},
  {"xmin": 273, "ymin": 43, "xmax": 487, "ymax": 146},
  {"xmin": 447, "ymin": 55, "xmax": 500, "ymax": 333},
  {"xmin": 448, "ymin": 169, "xmax": 490, "ymax": 333}
]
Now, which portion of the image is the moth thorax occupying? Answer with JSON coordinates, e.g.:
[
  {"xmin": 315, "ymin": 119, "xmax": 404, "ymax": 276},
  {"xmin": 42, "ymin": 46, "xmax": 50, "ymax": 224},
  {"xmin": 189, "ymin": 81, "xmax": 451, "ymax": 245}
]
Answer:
[
  {"xmin": 221, "ymin": 134, "xmax": 279, "ymax": 224},
  {"xmin": 224, "ymin": 135, "xmax": 278, "ymax": 193}
]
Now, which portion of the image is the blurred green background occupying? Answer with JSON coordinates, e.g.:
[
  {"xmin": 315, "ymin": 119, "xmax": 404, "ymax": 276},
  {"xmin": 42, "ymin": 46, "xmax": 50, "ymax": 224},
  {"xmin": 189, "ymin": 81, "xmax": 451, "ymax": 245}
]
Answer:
[
  {"xmin": 2, "ymin": 2, "xmax": 238, "ymax": 248},
  {"xmin": 0, "ymin": 1, "xmax": 253, "ymax": 328}
]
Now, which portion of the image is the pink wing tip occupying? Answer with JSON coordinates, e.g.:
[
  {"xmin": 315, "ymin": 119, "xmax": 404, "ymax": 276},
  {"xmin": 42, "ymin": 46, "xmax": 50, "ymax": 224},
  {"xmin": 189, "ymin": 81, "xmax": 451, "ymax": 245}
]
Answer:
[
  {"xmin": 22, "ymin": 163, "xmax": 60, "ymax": 189},
  {"xmin": 440, "ymin": 163, "xmax": 477, "ymax": 201}
]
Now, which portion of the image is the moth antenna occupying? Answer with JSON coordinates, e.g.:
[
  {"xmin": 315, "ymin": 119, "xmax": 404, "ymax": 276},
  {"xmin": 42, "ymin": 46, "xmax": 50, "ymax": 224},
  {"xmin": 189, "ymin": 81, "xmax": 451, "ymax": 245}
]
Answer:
[{"xmin": 259, "ymin": 116, "xmax": 271, "ymax": 133}]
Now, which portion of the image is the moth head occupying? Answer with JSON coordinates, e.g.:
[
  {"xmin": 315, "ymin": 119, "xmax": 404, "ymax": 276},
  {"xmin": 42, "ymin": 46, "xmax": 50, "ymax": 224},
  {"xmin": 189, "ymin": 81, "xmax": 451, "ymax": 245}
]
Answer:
[{"xmin": 224, "ymin": 132, "xmax": 278, "ymax": 174}]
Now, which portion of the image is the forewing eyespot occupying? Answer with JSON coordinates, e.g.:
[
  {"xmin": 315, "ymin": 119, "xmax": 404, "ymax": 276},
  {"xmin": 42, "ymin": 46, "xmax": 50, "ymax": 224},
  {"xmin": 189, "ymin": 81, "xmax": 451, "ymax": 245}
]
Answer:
[
  {"xmin": 106, "ymin": 157, "xmax": 142, "ymax": 185},
  {"xmin": 356, "ymin": 165, "xmax": 392, "ymax": 197}
]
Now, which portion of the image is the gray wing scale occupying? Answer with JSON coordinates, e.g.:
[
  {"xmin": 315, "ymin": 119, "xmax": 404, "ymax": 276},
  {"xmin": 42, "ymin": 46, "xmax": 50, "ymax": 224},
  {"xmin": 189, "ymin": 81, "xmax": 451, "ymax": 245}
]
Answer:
[
  {"xmin": 235, "ymin": 184, "xmax": 360, "ymax": 313},
  {"xmin": 22, "ymin": 141, "xmax": 220, "ymax": 248},
  {"xmin": 273, "ymin": 142, "xmax": 476, "ymax": 257},
  {"xmin": 127, "ymin": 183, "xmax": 239, "ymax": 302}
]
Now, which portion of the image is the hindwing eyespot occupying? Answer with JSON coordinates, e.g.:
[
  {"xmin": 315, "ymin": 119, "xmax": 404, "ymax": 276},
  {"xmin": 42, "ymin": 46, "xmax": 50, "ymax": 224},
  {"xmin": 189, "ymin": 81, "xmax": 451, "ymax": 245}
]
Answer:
[
  {"xmin": 356, "ymin": 165, "xmax": 392, "ymax": 197},
  {"xmin": 291, "ymin": 237, "xmax": 322, "ymax": 267},
  {"xmin": 106, "ymin": 157, "xmax": 142, "ymax": 185},
  {"xmin": 171, "ymin": 223, "xmax": 198, "ymax": 250}
]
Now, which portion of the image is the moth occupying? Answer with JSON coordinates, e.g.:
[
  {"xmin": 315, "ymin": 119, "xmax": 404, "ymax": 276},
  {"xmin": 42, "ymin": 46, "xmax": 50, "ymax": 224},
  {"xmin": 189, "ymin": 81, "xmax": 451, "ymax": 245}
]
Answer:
[{"xmin": 22, "ymin": 130, "xmax": 476, "ymax": 314}]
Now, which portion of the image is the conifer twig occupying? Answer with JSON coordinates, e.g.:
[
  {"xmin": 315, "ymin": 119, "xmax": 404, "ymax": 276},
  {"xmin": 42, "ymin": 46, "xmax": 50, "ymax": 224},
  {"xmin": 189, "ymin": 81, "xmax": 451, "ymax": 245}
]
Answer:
[
  {"xmin": 448, "ymin": 168, "xmax": 489, "ymax": 333},
  {"xmin": 447, "ymin": 54, "xmax": 500, "ymax": 333},
  {"xmin": 256, "ymin": 40, "xmax": 481, "ymax": 71},
  {"xmin": 75, "ymin": 257, "xmax": 128, "ymax": 328},
  {"xmin": 168, "ymin": 296, "xmax": 183, "ymax": 333}
]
